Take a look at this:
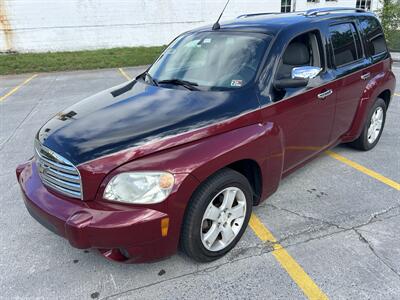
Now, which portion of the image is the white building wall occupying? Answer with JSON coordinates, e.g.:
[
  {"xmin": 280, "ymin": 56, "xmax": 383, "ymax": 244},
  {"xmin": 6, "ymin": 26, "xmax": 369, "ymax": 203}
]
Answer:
[
  {"xmin": 294, "ymin": 0, "xmax": 381, "ymax": 12},
  {"xmin": 0, "ymin": 0, "xmax": 379, "ymax": 53}
]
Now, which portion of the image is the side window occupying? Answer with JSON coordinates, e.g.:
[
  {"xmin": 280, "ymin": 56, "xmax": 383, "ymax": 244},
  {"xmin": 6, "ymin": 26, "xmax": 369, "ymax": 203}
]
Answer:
[
  {"xmin": 329, "ymin": 23, "xmax": 363, "ymax": 67},
  {"xmin": 358, "ymin": 17, "xmax": 388, "ymax": 59},
  {"xmin": 273, "ymin": 31, "xmax": 323, "ymax": 101}
]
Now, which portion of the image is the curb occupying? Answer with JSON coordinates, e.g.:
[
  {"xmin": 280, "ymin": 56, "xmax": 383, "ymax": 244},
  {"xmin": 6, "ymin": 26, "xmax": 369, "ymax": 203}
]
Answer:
[{"xmin": 391, "ymin": 52, "xmax": 400, "ymax": 62}]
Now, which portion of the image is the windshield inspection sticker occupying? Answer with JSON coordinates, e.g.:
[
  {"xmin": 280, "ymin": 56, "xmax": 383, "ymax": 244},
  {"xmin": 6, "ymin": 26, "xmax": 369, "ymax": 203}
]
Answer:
[{"xmin": 231, "ymin": 80, "xmax": 243, "ymax": 87}]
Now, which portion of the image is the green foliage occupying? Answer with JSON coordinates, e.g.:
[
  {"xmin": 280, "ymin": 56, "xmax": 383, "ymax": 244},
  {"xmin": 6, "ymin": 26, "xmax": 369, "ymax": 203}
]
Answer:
[
  {"xmin": 378, "ymin": 0, "xmax": 400, "ymax": 51},
  {"xmin": 0, "ymin": 46, "xmax": 166, "ymax": 75}
]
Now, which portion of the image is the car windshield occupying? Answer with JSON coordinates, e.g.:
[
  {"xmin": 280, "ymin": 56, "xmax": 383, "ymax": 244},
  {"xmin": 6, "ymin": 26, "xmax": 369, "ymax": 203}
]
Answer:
[{"xmin": 147, "ymin": 31, "xmax": 271, "ymax": 91}]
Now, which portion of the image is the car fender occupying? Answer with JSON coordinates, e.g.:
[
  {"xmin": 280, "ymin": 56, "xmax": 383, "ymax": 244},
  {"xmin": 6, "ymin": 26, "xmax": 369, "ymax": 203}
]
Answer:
[
  {"xmin": 108, "ymin": 121, "xmax": 285, "ymax": 205},
  {"xmin": 343, "ymin": 69, "xmax": 396, "ymax": 142},
  {"xmin": 94, "ymin": 121, "xmax": 284, "ymax": 254}
]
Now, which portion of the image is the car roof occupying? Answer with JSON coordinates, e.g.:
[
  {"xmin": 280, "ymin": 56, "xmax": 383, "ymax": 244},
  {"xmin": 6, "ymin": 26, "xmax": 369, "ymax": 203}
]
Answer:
[{"xmin": 190, "ymin": 11, "xmax": 377, "ymax": 36}]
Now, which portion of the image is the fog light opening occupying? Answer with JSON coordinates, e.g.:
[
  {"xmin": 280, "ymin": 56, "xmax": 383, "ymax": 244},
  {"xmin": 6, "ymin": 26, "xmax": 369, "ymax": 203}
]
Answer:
[{"xmin": 119, "ymin": 248, "xmax": 131, "ymax": 259}]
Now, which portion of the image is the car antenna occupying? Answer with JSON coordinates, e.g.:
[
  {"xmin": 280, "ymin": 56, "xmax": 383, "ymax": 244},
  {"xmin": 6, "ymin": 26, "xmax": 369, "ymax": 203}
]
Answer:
[{"xmin": 212, "ymin": 0, "xmax": 231, "ymax": 30}]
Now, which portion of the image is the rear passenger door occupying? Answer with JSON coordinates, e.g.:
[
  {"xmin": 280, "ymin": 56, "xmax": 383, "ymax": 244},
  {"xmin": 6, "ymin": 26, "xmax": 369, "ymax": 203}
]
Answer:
[
  {"xmin": 328, "ymin": 21, "xmax": 371, "ymax": 141},
  {"xmin": 357, "ymin": 16, "xmax": 390, "ymax": 96}
]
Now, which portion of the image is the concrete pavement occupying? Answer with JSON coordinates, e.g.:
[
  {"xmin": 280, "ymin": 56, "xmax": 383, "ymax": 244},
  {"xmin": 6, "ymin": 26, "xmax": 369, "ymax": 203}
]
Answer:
[{"xmin": 0, "ymin": 64, "xmax": 399, "ymax": 299}]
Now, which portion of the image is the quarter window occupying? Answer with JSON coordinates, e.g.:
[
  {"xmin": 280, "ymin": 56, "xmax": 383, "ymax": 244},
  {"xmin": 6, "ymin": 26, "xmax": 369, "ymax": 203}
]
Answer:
[
  {"xmin": 329, "ymin": 23, "xmax": 363, "ymax": 67},
  {"xmin": 359, "ymin": 17, "xmax": 387, "ymax": 58}
]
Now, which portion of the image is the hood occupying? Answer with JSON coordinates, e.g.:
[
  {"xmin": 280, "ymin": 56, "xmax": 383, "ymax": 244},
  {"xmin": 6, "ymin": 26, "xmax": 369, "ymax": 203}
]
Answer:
[{"xmin": 37, "ymin": 80, "xmax": 260, "ymax": 165}]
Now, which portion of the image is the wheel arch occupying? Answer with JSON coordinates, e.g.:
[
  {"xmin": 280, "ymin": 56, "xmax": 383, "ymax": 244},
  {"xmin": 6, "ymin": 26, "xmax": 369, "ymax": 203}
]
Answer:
[
  {"xmin": 377, "ymin": 89, "xmax": 391, "ymax": 109},
  {"xmin": 342, "ymin": 70, "xmax": 396, "ymax": 142},
  {"xmin": 226, "ymin": 159, "xmax": 263, "ymax": 205},
  {"xmin": 190, "ymin": 158, "xmax": 264, "ymax": 206}
]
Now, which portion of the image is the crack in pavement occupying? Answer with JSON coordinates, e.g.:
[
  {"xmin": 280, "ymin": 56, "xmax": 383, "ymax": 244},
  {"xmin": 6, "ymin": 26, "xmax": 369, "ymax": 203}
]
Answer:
[
  {"xmin": 266, "ymin": 203, "xmax": 400, "ymax": 232},
  {"xmin": 101, "ymin": 244, "xmax": 275, "ymax": 300},
  {"xmin": 0, "ymin": 75, "xmax": 57, "ymax": 151},
  {"xmin": 354, "ymin": 228, "xmax": 400, "ymax": 279},
  {"xmin": 261, "ymin": 203, "xmax": 400, "ymax": 249},
  {"xmin": 102, "ymin": 204, "xmax": 400, "ymax": 298},
  {"xmin": 265, "ymin": 203, "xmax": 345, "ymax": 230}
]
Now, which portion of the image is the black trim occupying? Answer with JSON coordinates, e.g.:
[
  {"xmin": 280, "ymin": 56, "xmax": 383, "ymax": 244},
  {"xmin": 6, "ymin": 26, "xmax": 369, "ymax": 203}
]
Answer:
[{"xmin": 25, "ymin": 201, "xmax": 60, "ymax": 236}]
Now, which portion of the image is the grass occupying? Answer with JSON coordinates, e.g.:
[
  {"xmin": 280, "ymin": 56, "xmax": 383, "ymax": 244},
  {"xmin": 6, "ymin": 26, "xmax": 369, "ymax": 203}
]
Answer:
[
  {"xmin": 1, "ymin": 38, "xmax": 398, "ymax": 76},
  {"xmin": 0, "ymin": 46, "xmax": 166, "ymax": 75}
]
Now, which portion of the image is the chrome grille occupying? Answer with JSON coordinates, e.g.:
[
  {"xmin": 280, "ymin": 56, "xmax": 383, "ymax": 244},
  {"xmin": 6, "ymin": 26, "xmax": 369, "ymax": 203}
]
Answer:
[{"xmin": 35, "ymin": 140, "xmax": 83, "ymax": 199}]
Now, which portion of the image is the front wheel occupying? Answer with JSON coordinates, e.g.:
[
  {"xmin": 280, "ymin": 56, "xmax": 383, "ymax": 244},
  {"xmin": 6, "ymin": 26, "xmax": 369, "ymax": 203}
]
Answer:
[
  {"xmin": 349, "ymin": 98, "xmax": 387, "ymax": 151},
  {"xmin": 180, "ymin": 168, "xmax": 253, "ymax": 262}
]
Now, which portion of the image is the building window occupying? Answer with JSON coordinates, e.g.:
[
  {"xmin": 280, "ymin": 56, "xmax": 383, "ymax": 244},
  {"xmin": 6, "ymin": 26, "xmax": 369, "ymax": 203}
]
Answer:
[
  {"xmin": 356, "ymin": 0, "xmax": 372, "ymax": 10},
  {"xmin": 281, "ymin": 0, "xmax": 291, "ymax": 12}
]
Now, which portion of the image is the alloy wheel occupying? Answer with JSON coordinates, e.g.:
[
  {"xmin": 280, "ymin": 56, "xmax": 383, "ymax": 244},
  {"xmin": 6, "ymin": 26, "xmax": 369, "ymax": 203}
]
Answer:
[
  {"xmin": 200, "ymin": 187, "xmax": 247, "ymax": 252},
  {"xmin": 367, "ymin": 106, "xmax": 384, "ymax": 144}
]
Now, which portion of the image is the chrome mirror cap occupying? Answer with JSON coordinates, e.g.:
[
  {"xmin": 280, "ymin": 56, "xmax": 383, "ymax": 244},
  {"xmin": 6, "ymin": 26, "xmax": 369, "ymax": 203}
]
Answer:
[{"xmin": 291, "ymin": 66, "xmax": 322, "ymax": 80}]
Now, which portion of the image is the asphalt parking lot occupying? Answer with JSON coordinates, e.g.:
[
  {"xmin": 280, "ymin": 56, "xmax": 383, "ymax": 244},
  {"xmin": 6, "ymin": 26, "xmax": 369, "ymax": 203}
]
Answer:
[{"xmin": 0, "ymin": 64, "xmax": 399, "ymax": 300}]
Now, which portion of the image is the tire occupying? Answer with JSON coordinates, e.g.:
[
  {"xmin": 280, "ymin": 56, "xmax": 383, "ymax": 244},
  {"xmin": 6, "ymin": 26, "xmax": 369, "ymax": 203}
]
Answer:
[
  {"xmin": 349, "ymin": 98, "xmax": 387, "ymax": 151},
  {"xmin": 180, "ymin": 168, "xmax": 253, "ymax": 262}
]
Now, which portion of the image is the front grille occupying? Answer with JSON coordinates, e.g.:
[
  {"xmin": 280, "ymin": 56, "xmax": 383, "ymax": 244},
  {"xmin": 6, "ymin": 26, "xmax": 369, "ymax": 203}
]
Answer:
[{"xmin": 35, "ymin": 140, "xmax": 83, "ymax": 199}]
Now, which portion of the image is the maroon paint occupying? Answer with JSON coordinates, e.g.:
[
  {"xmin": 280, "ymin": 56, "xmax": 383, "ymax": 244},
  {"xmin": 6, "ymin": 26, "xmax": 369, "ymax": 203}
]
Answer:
[
  {"xmin": 17, "ymin": 58, "xmax": 395, "ymax": 263},
  {"xmin": 342, "ymin": 59, "xmax": 396, "ymax": 142}
]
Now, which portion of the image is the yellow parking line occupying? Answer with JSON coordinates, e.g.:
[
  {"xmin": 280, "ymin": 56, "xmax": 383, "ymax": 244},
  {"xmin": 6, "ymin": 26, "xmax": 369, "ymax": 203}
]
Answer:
[
  {"xmin": 394, "ymin": 93, "xmax": 400, "ymax": 97},
  {"xmin": 249, "ymin": 214, "xmax": 329, "ymax": 300},
  {"xmin": 118, "ymin": 68, "xmax": 132, "ymax": 81},
  {"xmin": 0, "ymin": 74, "xmax": 38, "ymax": 102},
  {"xmin": 326, "ymin": 150, "xmax": 400, "ymax": 191}
]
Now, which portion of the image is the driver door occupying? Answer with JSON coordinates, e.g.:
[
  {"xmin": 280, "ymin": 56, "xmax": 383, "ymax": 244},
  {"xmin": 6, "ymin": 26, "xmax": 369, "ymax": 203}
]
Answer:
[{"xmin": 261, "ymin": 30, "xmax": 337, "ymax": 173}]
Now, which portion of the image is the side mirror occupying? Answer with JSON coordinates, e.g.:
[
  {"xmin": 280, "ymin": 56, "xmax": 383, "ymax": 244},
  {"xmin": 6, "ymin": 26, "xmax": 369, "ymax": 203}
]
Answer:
[
  {"xmin": 291, "ymin": 66, "xmax": 322, "ymax": 80},
  {"xmin": 273, "ymin": 66, "xmax": 322, "ymax": 90},
  {"xmin": 274, "ymin": 78, "xmax": 308, "ymax": 90}
]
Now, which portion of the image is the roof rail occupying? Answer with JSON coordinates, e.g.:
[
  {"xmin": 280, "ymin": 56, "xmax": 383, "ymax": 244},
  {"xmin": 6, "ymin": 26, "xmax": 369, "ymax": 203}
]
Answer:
[
  {"xmin": 304, "ymin": 7, "xmax": 366, "ymax": 16},
  {"xmin": 237, "ymin": 12, "xmax": 279, "ymax": 19}
]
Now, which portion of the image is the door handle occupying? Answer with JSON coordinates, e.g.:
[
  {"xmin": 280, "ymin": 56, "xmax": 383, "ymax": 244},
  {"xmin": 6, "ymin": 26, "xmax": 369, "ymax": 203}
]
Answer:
[
  {"xmin": 361, "ymin": 72, "xmax": 371, "ymax": 80},
  {"xmin": 317, "ymin": 89, "xmax": 333, "ymax": 100}
]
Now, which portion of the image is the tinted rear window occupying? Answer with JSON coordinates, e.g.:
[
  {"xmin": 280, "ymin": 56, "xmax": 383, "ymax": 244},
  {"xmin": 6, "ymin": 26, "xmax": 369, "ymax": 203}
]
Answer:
[
  {"xmin": 330, "ymin": 23, "xmax": 363, "ymax": 67},
  {"xmin": 358, "ymin": 17, "xmax": 387, "ymax": 59}
]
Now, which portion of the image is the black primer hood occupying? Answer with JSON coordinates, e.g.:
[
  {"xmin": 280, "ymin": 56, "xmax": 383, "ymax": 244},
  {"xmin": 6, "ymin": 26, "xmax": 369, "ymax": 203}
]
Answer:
[{"xmin": 37, "ymin": 80, "xmax": 259, "ymax": 165}]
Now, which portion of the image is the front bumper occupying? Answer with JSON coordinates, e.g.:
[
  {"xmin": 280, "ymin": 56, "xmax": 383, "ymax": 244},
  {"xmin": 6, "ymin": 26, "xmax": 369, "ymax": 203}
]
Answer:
[{"xmin": 17, "ymin": 160, "xmax": 175, "ymax": 263}]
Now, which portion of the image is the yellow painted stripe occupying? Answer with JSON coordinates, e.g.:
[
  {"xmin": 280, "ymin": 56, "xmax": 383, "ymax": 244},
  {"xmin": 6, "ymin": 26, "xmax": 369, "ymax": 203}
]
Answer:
[
  {"xmin": 118, "ymin": 68, "xmax": 132, "ymax": 81},
  {"xmin": 326, "ymin": 151, "xmax": 400, "ymax": 191},
  {"xmin": 249, "ymin": 214, "xmax": 329, "ymax": 300},
  {"xmin": 0, "ymin": 74, "xmax": 38, "ymax": 102},
  {"xmin": 394, "ymin": 93, "xmax": 400, "ymax": 97}
]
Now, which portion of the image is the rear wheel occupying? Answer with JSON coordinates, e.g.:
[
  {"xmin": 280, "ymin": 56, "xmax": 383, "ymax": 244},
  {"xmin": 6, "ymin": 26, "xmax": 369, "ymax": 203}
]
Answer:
[
  {"xmin": 180, "ymin": 168, "xmax": 253, "ymax": 262},
  {"xmin": 349, "ymin": 98, "xmax": 387, "ymax": 151}
]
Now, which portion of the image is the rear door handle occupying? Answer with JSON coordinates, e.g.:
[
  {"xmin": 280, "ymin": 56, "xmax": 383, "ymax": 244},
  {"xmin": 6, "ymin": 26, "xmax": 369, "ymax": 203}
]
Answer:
[
  {"xmin": 317, "ymin": 89, "xmax": 333, "ymax": 100},
  {"xmin": 361, "ymin": 72, "xmax": 371, "ymax": 80}
]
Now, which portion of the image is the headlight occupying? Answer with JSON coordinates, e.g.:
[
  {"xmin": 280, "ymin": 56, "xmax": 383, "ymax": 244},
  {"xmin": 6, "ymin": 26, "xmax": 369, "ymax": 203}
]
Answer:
[{"xmin": 104, "ymin": 172, "xmax": 175, "ymax": 204}]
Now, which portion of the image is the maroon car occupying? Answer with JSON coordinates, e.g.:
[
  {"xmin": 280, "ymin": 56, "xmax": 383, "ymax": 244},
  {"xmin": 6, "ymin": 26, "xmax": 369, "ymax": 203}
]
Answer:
[{"xmin": 17, "ymin": 8, "xmax": 396, "ymax": 263}]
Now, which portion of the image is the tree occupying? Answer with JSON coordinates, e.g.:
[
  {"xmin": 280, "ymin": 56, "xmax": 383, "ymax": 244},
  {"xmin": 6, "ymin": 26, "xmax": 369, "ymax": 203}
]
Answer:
[{"xmin": 378, "ymin": 0, "xmax": 400, "ymax": 51}]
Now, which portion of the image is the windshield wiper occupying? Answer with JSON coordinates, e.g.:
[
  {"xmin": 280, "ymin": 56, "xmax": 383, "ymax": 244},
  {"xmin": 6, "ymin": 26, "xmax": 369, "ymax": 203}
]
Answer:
[
  {"xmin": 137, "ymin": 72, "xmax": 158, "ymax": 86},
  {"xmin": 158, "ymin": 79, "xmax": 199, "ymax": 91}
]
